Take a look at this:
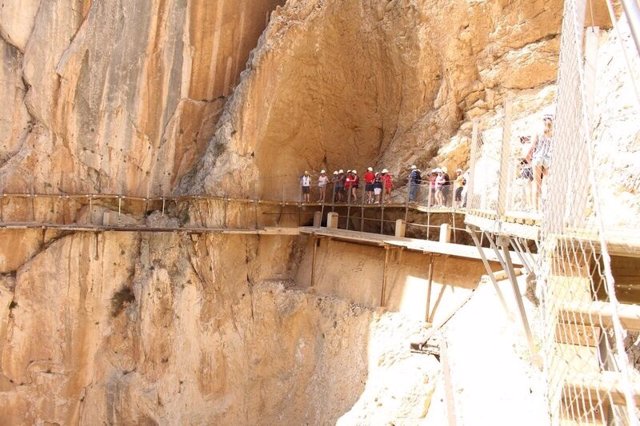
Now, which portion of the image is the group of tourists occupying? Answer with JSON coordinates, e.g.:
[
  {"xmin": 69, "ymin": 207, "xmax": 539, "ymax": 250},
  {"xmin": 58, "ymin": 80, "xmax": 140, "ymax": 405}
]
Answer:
[
  {"xmin": 300, "ymin": 164, "xmax": 469, "ymax": 207},
  {"xmin": 407, "ymin": 165, "xmax": 469, "ymax": 208},
  {"xmin": 300, "ymin": 168, "xmax": 394, "ymax": 204}
]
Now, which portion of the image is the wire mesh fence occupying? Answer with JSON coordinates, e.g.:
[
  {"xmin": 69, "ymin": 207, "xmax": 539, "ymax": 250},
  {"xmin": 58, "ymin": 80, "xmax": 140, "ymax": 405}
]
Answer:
[
  {"xmin": 536, "ymin": 1, "xmax": 640, "ymax": 424},
  {"xmin": 463, "ymin": 0, "xmax": 640, "ymax": 423}
]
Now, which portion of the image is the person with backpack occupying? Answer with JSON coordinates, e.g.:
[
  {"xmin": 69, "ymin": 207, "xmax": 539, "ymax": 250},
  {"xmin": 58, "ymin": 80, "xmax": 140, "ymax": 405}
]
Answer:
[{"xmin": 408, "ymin": 165, "xmax": 422, "ymax": 203}]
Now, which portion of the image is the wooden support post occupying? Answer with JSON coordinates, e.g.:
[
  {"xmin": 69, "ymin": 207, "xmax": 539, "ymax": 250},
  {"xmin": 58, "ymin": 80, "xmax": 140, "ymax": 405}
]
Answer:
[
  {"xmin": 254, "ymin": 200, "xmax": 259, "ymax": 229},
  {"xmin": 426, "ymin": 254, "xmax": 435, "ymax": 322},
  {"xmin": 88, "ymin": 195, "xmax": 93, "ymax": 225},
  {"xmin": 30, "ymin": 192, "xmax": 36, "ymax": 223},
  {"xmin": 380, "ymin": 246, "xmax": 390, "ymax": 307},
  {"xmin": 310, "ymin": 236, "xmax": 318, "ymax": 287},
  {"xmin": 161, "ymin": 197, "xmax": 166, "ymax": 216},
  {"xmin": 0, "ymin": 193, "xmax": 4, "ymax": 222},
  {"xmin": 118, "ymin": 196, "xmax": 122, "ymax": 219},
  {"xmin": 223, "ymin": 195, "xmax": 228, "ymax": 228},
  {"xmin": 395, "ymin": 219, "xmax": 406, "ymax": 238},
  {"xmin": 452, "ymin": 212, "xmax": 457, "ymax": 243},
  {"xmin": 380, "ymin": 203, "xmax": 384, "ymax": 234},
  {"xmin": 499, "ymin": 235, "xmax": 538, "ymax": 363},
  {"xmin": 467, "ymin": 227, "xmax": 511, "ymax": 318}
]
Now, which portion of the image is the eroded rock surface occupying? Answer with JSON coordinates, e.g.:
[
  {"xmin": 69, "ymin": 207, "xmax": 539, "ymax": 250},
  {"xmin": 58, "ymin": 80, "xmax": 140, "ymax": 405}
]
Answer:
[
  {"xmin": 0, "ymin": 0, "xmax": 284, "ymax": 196},
  {"xmin": 183, "ymin": 0, "xmax": 571, "ymax": 199}
]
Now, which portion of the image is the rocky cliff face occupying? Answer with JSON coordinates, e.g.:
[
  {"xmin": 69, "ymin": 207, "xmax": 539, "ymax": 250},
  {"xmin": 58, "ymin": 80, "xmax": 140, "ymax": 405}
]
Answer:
[
  {"xmin": 183, "ymin": 0, "xmax": 572, "ymax": 198},
  {"xmin": 0, "ymin": 0, "xmax": 284, "ymax": 196},
  {"xmin": 0, "ymin": 0, "xmax": 632, "ymax": 424},
  {"xmin": 1, "ymin": 232, "xmax": 374, "ymax": 424}
]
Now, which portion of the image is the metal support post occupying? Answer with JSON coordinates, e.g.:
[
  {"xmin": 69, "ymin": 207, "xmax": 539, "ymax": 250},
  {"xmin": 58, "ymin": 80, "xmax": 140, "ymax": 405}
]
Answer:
[
  {"xmin": 467, "ymin": 226, "xmax": 511, "ymax": 318},
  {"xmin": 511, "ymin": 238, "xmax": 533, "ymax": 274},
  {"xmin": 499, "ymin": 235, "xmax": 538, "ymax": 362},
  {"xmin": 621, "ymin": 0, "xmax": 640, "ymax": 57}
]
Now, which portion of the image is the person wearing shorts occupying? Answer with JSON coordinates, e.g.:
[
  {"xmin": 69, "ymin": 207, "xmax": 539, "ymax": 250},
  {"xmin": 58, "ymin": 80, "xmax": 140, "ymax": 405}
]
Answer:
[
  {"xmin": 300, "ymin": 171, "xmax": 311, "ymax": 203},
  {"xmin": 364, "ymin": 167, "xmax": 375, "ymax": 204},
  {"xmin": 531, "ymin": 115, "xmax": 554, "ymax": 210},
  {"xmin": 373, "ymin": 173, "xmax": 383, "ymax": 204},
  {"xmin": 317, "ymin": 170, "xmax": 329, "ymax": 202}
]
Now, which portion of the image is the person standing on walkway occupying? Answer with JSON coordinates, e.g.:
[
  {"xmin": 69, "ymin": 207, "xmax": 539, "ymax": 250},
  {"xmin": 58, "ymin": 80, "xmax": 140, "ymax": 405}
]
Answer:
[
  {"xmin": 454, "ymin": 169, "xmax": 465, "ymax": 208},
  {"xmin": 530, "ymin": 114, "xmax": 554, "ymax": 210},
  {"xmin": 435, "ymin": 169, "xmax": 445, "ymax": 206},
  {"xmin": 317, "ymin": 170, "xmax": 329, "ymax": 202},
  {"xmin": 335, "ymin": 169, "xmax": 345, "ymax": 202},
  {"xmin": 381, "ymin": 169, "xmax": 393, "ymax": 203},
  {"xmin": 344, "ymin": 170, "xmax": 354, "ymax": 203},
  {"xmin": 441, "ymin": 166, "xmax": 451, "ymax": 207},
  {"xmin": 351, "ymin": 170, "xmax": 360, "ymax": 202},
  {"xmin": 408, "ymin": 165, "xmax": 422, "ymax": 203},
  {"xmin": 301, "ymin": 171, "xmax": 311, "ymax": 203},
  {"xmin": 373, "ymin": 172, "xmax": 383, "ymax": 204},
  {"xmin": 364, "ymin": 167, "xmax": 375, "ymax": 204}
]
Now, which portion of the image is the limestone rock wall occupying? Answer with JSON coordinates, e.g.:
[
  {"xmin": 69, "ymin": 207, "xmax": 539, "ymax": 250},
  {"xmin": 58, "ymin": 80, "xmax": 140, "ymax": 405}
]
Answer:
[
  {"xmin": 183, "ymin": 0, "xmax": 569, "ymax": 198},
  {"xmin": 0, "ymin": 0, "xmax": 284, "ymax": 196},
  {"xmin": 0, "ymin": 232, "xmax": 372, "ymax": 424}
]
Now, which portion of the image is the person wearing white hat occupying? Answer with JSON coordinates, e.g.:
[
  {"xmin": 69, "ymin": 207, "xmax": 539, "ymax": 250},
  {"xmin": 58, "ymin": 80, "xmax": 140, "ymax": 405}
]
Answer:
[
  {"xmin": 408, "ymin": 165, "xmax": 422, "ymax": 203},
  {"xmin": 364, "ymin": 167, "xmax": 375, "ymax": 203},
  {"xmin": 381, "ymin": 169, "xmax": 393, "ymax": 203},
  {"xmin": 317, "ymin": 170, "xmax": 329, "ymax": 202},
  {"xmin": 300, "ymin": 171, "xmax": 311, "ymax": 203}
]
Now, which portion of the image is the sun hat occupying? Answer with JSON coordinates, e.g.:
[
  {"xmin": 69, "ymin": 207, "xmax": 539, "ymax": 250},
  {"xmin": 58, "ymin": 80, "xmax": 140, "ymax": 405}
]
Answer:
[
  {"xmin": 410, "ymin": 165, "xmax": 417, "ymax": 169},
  {"xmin": 333, "ymin": 171, "xmax": 338, "ymax": 175},
  {"xmin": 367, "ymin": 167, "xmax": 373, "ymax": 171},
  {"xmin": 339, "ymin": 169, "xmax": 344, "ymax": 173},
  {"xmin": 321, "ymin": 169, "xmax": 326, "ymax": 173},
  {"xmin": 382, "ymin": 168, "xmax": 389, "ymax": 173},
  {"xmin": 352, "ymin": 170, "xmax": 357, "ymax": 174}
]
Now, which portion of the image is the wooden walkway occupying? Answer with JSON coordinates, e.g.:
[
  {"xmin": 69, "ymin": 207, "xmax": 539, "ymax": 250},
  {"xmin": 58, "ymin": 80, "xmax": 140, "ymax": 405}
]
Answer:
[
  {"xmin": 0, "ymin": 222, "xmax": 300, "ymax": 235},
  {"xmin": 299, "ymin": 226, "xmax": 526, "ymax": 265}
]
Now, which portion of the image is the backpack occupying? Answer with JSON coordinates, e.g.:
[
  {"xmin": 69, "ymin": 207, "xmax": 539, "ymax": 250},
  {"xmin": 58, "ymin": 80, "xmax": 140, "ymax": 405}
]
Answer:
[{"xmin": 414, "ymin": 170, "xmax": 422, "ymax": 184}]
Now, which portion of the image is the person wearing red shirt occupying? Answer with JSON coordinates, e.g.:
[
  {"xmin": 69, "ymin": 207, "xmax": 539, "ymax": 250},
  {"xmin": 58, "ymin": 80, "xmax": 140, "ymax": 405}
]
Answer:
[{"xmin": 364, "ymin": 167, "xmax": 375, "ymax": 204}]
